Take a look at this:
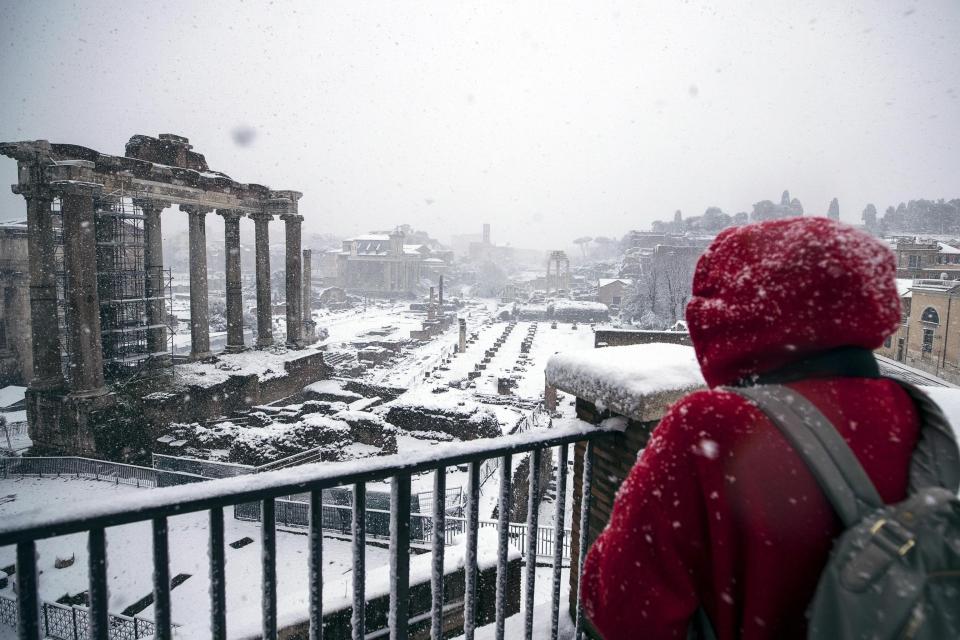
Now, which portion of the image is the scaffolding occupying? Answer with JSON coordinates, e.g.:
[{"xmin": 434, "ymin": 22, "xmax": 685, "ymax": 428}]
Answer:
[
  {"xmin": 50, "ymin": 192, "xmax": 175, "ymax": 386},
  {"xmin": 95, "ymin": 194, "xmax": 174, "ymax": 379}
]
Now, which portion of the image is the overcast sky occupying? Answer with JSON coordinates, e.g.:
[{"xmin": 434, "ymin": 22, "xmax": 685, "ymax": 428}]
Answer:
[{"xmin": 0, "ymin": 0, "xmax": 958, "ymax": 249}]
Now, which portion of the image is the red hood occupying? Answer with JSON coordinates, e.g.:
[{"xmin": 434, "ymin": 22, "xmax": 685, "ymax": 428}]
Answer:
[{"xmin": 685, "ymin": 217, "xmax": 900, "ymax": 388}]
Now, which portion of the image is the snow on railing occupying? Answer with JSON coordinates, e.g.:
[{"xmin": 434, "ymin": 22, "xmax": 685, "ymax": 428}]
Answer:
[{"xmin": 0, "ymin": 420, "xmax": 616, "ymax": 640}]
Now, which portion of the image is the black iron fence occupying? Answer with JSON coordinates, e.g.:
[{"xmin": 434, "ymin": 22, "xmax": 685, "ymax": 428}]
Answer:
[
  {"xmin": 0, "ymin": 421, "xmax": 613, "ymax": 640},
  {"xmin": 0, "ymin": 594, "xmax": 155, "ymax": 640},
  {"xmin": 234, "ymin": 499, "xmax": 572, "ymax": 560},
  {"xmin": 0, "ymin": 457, "xmax": 205, "ymax": 489}
]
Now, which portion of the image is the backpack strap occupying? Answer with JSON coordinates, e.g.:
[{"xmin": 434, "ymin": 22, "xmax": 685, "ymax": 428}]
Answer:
[
  {"xmin": 889, "ymin": 381, "xmax": 960, "ymax": 494},
  {"xmin": 726, "ymin": 385, "xmax": 882, "ymax": 527}
]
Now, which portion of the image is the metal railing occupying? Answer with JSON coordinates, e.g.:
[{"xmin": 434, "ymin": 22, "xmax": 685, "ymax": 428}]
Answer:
[
  {"xmin": 0, "ymin": 421, "xmax": 611, "ymax": 640},
  {"xmin": 0, "ymin": 457, "xmax": 206, "ymax": 488},
  {"xmin": 0, "ymin": 594, "xmax": 156, "ymax": 640},
  {"xmin": 233, "ymin": 499, "xmax": 573, "ymax": 560}
]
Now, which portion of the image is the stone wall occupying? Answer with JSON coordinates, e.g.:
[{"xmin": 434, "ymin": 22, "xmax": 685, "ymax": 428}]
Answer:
[
  {"xmin": 27, "ymin": 351, "xmax": 330, "ymax": 460},
  {"xmin": 566, "ymin": 397, "xmax": 668, "ymax": 637},
  {"xmin": 593, "ymin": 328, "xmax": 691, "ymax": 348}
]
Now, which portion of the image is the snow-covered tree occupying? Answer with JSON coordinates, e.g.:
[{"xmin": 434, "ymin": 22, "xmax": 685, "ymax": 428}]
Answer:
[
  {"xmin": 862, "ymin": 203, "xmax": 878, "ymax": 230},
  {"xmin": 828, "ymin": 197, "xmax": 840, "ymax": 221},
  {"xmin": 573, "ymin": 236, "xmax": 593, "ymax": 258}
]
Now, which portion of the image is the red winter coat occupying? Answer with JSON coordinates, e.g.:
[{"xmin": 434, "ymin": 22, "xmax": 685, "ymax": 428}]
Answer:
[{"xmin": 580, "ymin": 218, "xmax": 921, "ymax": 640}]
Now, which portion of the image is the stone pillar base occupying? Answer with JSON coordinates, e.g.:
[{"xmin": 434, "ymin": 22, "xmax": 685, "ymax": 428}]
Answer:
[
  {"xmin": 190, "ymin": 351, "xmax": 214, "ymax": 362},
  {"xmin": 224, "ymin": 345, "xmax": 247, "ymax": 354},
  {"xmin": 256, "ymin": 337, "xmax": 274, "ymax": 349},
  {"xmin": 27, "ymin": 388, "xmax": 116, "ymax": 456}
]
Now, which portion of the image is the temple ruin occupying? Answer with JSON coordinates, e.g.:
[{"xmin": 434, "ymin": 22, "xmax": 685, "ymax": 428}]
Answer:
[
  {"xmin": 0, "ymin": 133, "xmax": 325, "ymax": 456},
  {"xmin": 546, "ymin": 250, "xmax": 570, "ymax": 292}
]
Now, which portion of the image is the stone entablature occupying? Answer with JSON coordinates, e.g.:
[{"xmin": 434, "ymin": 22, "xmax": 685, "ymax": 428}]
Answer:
[{"xmin": 0, "ymin": 137, "xmax": 295, "ymax": 214}]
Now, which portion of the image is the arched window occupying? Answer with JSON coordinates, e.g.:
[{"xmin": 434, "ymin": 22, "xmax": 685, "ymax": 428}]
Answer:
[{"xmin": 921, "ymin": 307, "xmax": 940, "ymax": 325}]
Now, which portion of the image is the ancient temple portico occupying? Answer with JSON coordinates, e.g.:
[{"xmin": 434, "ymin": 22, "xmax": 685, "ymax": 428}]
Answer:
[{"xmin": 0, "ymin": 133, "xmax": 316, "ymax": 454}]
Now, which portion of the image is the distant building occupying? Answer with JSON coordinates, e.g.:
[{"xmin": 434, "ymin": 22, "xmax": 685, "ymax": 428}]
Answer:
[
  {"xmin": 0, "ymin": 220, "xmax": 32, "ymax": 386},
  {"xmin": 879, "ymin": 278, "xmax": 960, "ymax": 385},
  {"xmin": 876, "ymin": 279, "xmax": 913, "ymax": 363},
  {"xmin": 893, "ymin": 239, "xmax": 939, "ymax": 278},
  {"xmin": 597, "ymin": 278, "xmax": 631, "ymax": 310},
  {"xmin": 337, "ymin": 230, "xmax": 450, "ymax": 295}
]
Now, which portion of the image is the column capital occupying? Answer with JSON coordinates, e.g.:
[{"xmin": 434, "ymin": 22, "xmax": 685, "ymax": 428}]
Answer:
[
  {"xmin": 216, "ymin": 208, "xmax": 245, "ymax": 221},
  {"xmin": 12, "ymin": 183, "xmax": 54, "ymax": 202},
  {"xmin": 134, "ymin": 198, "xmax": 171, "ymax": 213},
  {"xmin": 280, "ymin": 213, "xmax": 304, "ymax": 224},
  {"xmin": 249, "ymin": 212, "xmax": 274, "ymax": 223},
  {"xmin": 180, "ymin": 204, "xmax": 214, "ymax": 216}
]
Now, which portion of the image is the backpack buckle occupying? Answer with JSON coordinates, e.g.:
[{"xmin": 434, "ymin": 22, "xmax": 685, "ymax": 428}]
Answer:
[{"xmin": 869, "ymin": 518, "xmax": 916, "ymax": 556}]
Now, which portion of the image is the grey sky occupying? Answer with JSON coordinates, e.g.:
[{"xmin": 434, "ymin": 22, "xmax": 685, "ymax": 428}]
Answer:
[{"xmin": 1, "ymin": 0, "xmax": 958, "ymax": 250}]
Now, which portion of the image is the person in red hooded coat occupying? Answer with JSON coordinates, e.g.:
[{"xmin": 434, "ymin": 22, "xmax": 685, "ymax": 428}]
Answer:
[{"xmin": 580, "ymin": 217, "xmax": 920, "ymax": 639}]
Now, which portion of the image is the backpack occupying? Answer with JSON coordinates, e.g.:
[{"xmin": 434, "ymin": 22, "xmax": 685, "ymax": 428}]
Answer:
[{"xmin": 727, "ymin": 381, "xmax": 960, "ymax": 640}]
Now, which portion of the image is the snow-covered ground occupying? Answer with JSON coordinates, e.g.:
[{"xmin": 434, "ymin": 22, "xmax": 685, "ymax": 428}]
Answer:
[
  {"xmin": 0, "ymin": 475, "xmax": 572, "ymax": 639},
  {"xmin": 0, "ymin": 476, "xmax": 390, "ymax": 637}
]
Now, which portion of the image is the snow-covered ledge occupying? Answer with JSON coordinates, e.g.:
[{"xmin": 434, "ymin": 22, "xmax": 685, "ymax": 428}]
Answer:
[{"xmin": 545, "ymin": 343, "xmax": 705, "ymax": 423}]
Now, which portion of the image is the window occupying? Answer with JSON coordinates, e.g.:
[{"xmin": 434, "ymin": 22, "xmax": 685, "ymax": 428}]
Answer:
[
  {"xmin": 884, "ymin": 336, "xmax": 892, "ymax": 349},
  {"xmin": 0, "ymin": 320, "xmax": 6, "ymax": 351},
  {"xmin": 923, "ymin": 328, "xmax": 935, "ymax": 353},
  {"xmin": 921, "ymin": 307, "xmax": 940, "ymax": 324},
  {"xmin": 909, "ymin": 255, "xmax": 920, "ymax": 268}
]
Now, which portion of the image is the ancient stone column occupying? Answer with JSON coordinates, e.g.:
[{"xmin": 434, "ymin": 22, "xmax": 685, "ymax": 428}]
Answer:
[
  {"xmin": 459, "ymin": 318, "xmax": 467, "ymax": 352},
  {"xmin": 251, "ymin": 213, "xmax": 274, "ymax": 348},
  {"xmin": 438, "ymin": 275, "xmax": 444, "ymax": 320},
  {"xmin": 302, "ymin": 249, "xmax": 312, "ymax": 322},
  {"xmin": 59, "ymin": 183, "xmax": 107, "ymax": 396},
  {"xmin": 182, "ymin": 205, "xmax": 212, "ymax": 359},
  {"xmin": 138, "ymin": 200, "xmax": 169, "ymax": 357},
  {"xmin": 21, "ymin": 188, "xmax": 63, "ymax": 388},
  {"xmin": 218, "ymin": 209, "xmax": 245, "ymax": 352},
  {"xmin": 302, "ymin": 248, "xmax": 314, "ymax": 340},
  {"xmin": 544, "ymin": 375, "xmax": 558, "ymax": 412},
  {"xmin": 282, "ymin": 213, "xmax": 304, "ymax": 347}
]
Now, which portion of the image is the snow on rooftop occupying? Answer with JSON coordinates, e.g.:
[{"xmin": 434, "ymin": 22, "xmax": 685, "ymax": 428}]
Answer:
[
  {"xmin": 546, "ymin": 343, "xmax": 705, "ymax": 420},
  {"xmin": 598, "ymin": 278, "xmax": 630, "ymax": 287},
  {"xmin": 0, "ymin": 385, "xmax": 26, "ymax": 409},
  {"xmin": 896, "ymin": 278, "xmax": 913, "ymax": 297},
  {"xmin": 938, "ymin": 242, "xmax": 960, "ymax": 254}
]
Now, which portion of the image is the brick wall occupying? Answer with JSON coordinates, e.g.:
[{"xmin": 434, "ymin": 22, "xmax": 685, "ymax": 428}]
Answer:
[{"xmin": 566, "ymin": 397, "xmax": 667, "ymax": 637}]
